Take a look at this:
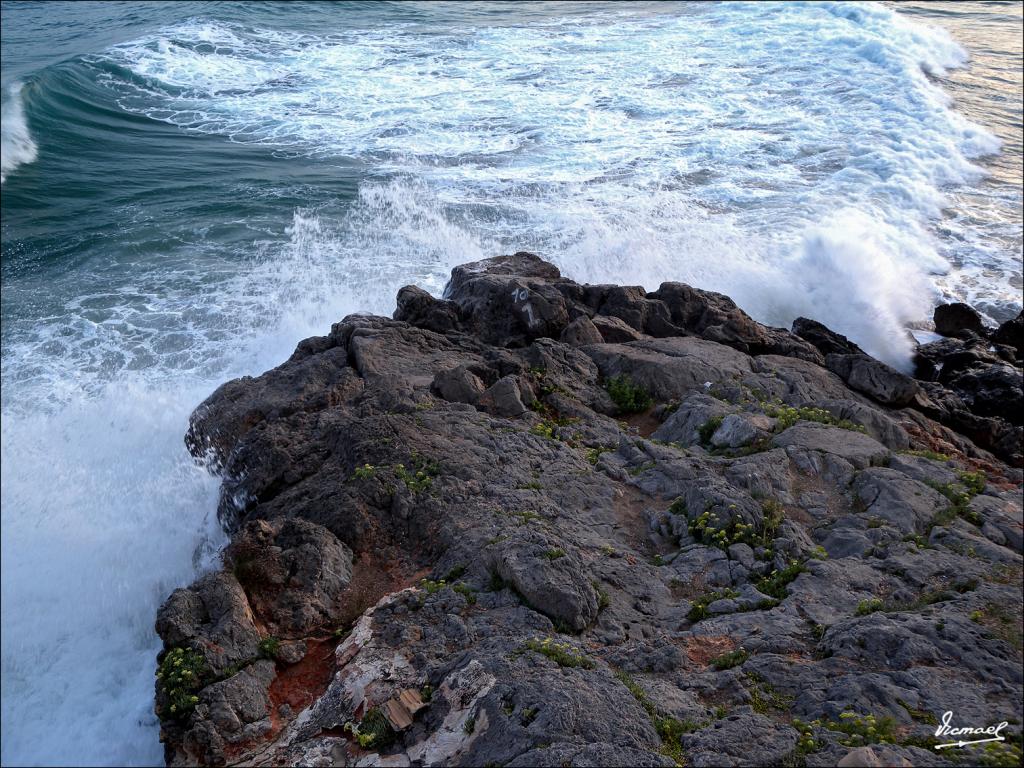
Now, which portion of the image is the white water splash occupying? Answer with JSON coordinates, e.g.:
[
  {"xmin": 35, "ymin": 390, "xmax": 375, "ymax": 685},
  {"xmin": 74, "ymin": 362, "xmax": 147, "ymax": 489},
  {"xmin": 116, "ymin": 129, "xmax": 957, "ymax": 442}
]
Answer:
[
  {"xmin": 91, "ymin": 1, "xmax": 1007, "ymax": 364},
  {"xmin": 0, "ymin": 82, "xmax": 38, "ymax": 183}
]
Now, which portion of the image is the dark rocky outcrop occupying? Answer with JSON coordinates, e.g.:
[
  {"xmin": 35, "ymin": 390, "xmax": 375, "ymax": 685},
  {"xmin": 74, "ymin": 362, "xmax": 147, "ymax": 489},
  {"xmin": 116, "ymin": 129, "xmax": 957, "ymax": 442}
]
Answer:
[
  {"xmin": 158, "ymin": 254, "xmax": 1023, "ymax": 767},
  {"xmin": 933, "ymin": 302, "xmax": 987, "ymax": 338}
]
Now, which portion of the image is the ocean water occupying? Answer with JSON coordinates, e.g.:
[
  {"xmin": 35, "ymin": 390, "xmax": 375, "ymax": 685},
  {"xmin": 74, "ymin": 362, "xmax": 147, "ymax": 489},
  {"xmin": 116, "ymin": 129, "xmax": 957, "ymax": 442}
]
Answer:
[{"xmin": 1, "ymin": 1, "xmax": 1021, "ymax": 764}]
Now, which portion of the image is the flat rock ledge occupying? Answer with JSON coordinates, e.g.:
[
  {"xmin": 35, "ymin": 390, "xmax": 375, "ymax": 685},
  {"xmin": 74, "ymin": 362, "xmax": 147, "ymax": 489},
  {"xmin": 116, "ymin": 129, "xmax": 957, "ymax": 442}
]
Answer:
[{"xmin": 158, "ymin": 252, "xmax": 1023, "ymax": 767}]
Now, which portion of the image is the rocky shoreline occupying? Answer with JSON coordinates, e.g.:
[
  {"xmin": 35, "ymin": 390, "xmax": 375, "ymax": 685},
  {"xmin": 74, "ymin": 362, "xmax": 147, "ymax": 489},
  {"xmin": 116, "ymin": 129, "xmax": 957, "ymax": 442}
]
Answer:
[{"xmin": 156, "ymin": 252, "xmax": 1023, "ymax": 767}]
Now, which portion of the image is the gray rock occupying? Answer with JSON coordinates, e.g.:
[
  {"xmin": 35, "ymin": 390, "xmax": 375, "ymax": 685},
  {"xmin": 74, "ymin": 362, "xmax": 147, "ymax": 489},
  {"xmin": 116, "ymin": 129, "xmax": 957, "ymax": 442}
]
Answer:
[
  {"xmin": 488, "ymin": 542, "xmax": 599, "ymax": 632},
  {"xmin": 826, "ymin": 353, "xmax": 921, "ymax": 407},
  {"xmin": 772, "ymin": 423, "xmax": 889, "ymax": 470},
  {"xmin": 653, "ymin": 394, "xmax": 734, "ymax": 447},
  {"xmin": 225, "ymin": 517, "xmax": 353, "ymax": 636},
  {"xmin": 156, "ymin": 572, "xmax": 261, "ymax": 676},
  {"xmin": 478, "ymin": 375, "xmax": 528, "ymax": 417},
  {"xmin": 852, "ymin": 468, "xmax": 949, "ymax": 534},
  {"xmin": 681, "ymin": 707, "xmax": 798, "ymax": 767},
  {"xmin": 560, "ymin": 315, "xmax": 604, "ymax": 346},
  {"xmin": 710, "ymin": 414, "xmax": 764, "ymax": 449},
  {"xmin": 162, "ymin": 252, "xmax": 1023, "ymax": 767},
  {"xmin": 433, "ymin": 364, "xmax": 486, "ymax": 404},
  {"xmin": 592, "ymin": 314, "xmax": 645, "ymax": 343}
]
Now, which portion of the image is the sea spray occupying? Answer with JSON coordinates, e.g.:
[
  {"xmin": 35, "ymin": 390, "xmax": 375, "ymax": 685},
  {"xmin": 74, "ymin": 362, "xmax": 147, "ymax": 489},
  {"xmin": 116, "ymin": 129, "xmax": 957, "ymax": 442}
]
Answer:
[
  {"xmin": 0, "ymin": 83, "xmax": 38, "ymax": 183},
  {"xmin": 90, "ymin": 2, "xmax": 1004, "ymax": 365}
]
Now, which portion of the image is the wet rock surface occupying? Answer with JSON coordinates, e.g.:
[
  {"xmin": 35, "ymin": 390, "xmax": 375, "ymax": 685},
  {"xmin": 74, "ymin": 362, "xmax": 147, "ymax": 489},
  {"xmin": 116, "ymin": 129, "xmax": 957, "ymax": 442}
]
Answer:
[{"xmin": 158, "ymin": 253, "xmax": 1023, "ymax": 767}]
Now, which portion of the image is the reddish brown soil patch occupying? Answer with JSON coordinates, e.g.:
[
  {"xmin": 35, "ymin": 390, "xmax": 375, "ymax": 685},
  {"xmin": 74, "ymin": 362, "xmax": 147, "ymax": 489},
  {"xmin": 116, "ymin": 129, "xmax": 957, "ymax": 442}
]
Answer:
[
  {"xmin": 334, "ymin": 552, "xmax": 426, "ymax": 630},
  {"xmin": 683, "ymin": 635, "xmax": 737, "ymax": 667},
  {"xmin": 624, "ymin": 408, "xmax": 662, "ymax": 438},
  {"xmin": 269, "ymin": 638, "xmax": 338, "ymax": 714}
]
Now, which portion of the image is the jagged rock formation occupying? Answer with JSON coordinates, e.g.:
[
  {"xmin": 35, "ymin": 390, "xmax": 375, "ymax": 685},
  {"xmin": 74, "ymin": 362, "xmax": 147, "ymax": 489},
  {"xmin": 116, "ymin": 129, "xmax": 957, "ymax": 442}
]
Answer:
[{"xmin": 158, "ymin": 253, "xmax": 1023, "ymax": 767}]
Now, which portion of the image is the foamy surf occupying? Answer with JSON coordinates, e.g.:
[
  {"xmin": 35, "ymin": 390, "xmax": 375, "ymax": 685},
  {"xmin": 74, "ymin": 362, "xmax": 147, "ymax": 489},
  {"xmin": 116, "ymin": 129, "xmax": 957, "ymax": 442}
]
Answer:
[
  {"xmin": 0, "ymin": 82, "xmax": 38, "ymax": 183},
  {"xmin": 88, "ymin": 1, "xmax": 1008, "ymax": 366}
]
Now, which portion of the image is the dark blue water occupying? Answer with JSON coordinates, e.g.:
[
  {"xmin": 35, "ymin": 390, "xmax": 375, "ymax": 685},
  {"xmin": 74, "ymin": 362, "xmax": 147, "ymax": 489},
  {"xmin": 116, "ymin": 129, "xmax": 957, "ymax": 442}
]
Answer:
[{"xmin": 1, "ymin": 2, "xmax": 1021, "ymax": 764}]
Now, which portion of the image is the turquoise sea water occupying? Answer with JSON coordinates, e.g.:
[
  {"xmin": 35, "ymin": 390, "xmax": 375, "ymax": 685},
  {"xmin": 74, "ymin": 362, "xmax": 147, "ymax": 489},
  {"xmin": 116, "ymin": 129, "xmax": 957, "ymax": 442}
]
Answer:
[{"xmin": 1, "ymin": 2, "xmax": 1021, "ymax": 764}]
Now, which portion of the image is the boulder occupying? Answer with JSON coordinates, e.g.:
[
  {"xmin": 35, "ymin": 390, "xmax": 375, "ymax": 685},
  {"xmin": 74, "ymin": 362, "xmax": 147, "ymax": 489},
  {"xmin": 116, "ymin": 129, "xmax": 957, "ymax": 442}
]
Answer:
[
  {"xmin": 224, "ymin": 518, "xmax": 353, "ymax": 636},
  {"xmin": 772, "ymin": 423, "xmax": 889, "ymax": 469},
  {"xmin": 992, "ymin": 310, "xmax": 1023, "ymax": 357},
  {"xmin": 792, "ymin": 316, "xmax": 864, "ymax": 356},
  {"xmin": 934, "ymin": 302, "xmax": 986, "ymax": 337},
  {"xmin": 825, "ymin": 353, "xmax": 920, "ymax": 407},
  {"xmin": 560, "ymin": 315, "xmax": 604, "ymax": 346}
]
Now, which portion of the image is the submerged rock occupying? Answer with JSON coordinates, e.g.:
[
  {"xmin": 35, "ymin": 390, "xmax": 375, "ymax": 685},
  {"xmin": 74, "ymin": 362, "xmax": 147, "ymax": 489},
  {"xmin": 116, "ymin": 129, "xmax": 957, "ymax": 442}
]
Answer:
[{"xmin": 157, "ymin": 253, "xmax": 1023, "ymax": 767}]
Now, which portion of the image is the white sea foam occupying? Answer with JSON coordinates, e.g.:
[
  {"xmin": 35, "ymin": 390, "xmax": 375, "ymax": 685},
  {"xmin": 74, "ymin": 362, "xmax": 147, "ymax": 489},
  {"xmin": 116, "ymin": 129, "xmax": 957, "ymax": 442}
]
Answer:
[
  {"xmin": 0, "ymin": 82, "xmax": 38, "ymax": 183},
  {"xmin": 91, "ymin": 1, "xmax": 1008, "ymax": 364}
]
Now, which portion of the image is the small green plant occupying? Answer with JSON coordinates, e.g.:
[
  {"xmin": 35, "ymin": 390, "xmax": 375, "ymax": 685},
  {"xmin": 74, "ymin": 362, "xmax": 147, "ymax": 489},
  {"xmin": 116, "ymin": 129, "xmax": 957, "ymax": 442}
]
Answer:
[
  {"xmin": 346, "ymin": 707, "xmax": 396, "ymax": 750},
  {"xmin": 762, "ymin": 402, "xmax": 866, "ymax": 433},
  {"xmin": 958, "ymin": 470, "xmax": 986, "ymax": 495},
  {"xmin": 585, "ymin": 446, "xmax": 610, "ymax": 465},
  {"xmin": 521, "ymin": 637, "xmax": 594, "ymax": 669},
  {"xmin": 452, "ymin": 582, "xmax": 478, "ymax": 604},
  {"xmin": 896, "ymin": 698, "xmax": 937, "ymax": 725},
  {"xmin": 688, "ymin": 508, "xmax": 761, "ymax": 551},
  {"xmin": 520, "ymin": 706, "xmax": 538, "ymax": 725},
  {"xmin": 698, "ymin": 415, "xmax": 724, "ymax": 444},
  {"xmin": 821, "ymin": 711, "xmax": 897, "ymax": 747},
  {"xmin": 463, "ymin": 715, "xmax": 476, "ymax": 734},
  {"xmin": 488, "ymin": 571, "xmax": 507, "ymax": 592},
  {"xmin": 902, "ymin": 449, "xmax": 951, "ymax": 462},
  {"xmin": 420, "ymin": 578, "xmax": 448, "ymax": 594},
  {"xmin": 444, "ymin": 565, "xmax": 467, "ymax": 581},
  {"xmin": 352, "ymin": 463, "xmax": 376, "ymax": 480},
  {"xmin": 856, "ymin": 598, "xmax": 884, "ymax": 616},
  {"xmin": 614, "ymin": 670, "xmax": 655, "ymax": 715},
  {"xmin": 790, "ymin": 718, "xmax": 819, "ymax": 757},
  {"xmin": 668, "ymin": 497, "xmax": 687, "ymax": 516},
  {"xmin": 710, "ymin": 647, "xmax": 749, "ymax": 670},
  {"xmin": 530, "ymin": 420, "xmax": 557, "ymax": 440},
  {"xmin": 925, "ymin": 476, "xmax": 984, "ymax": 528},
  {"xmin": 655, "ymin": 717, "xmax": 687, "ymax": 765},
  {"xmin": 511, "ymin": 510, "xmax": 541, "ymax": 525},
  {"xmin": 756, "ymin": 560, "xmax": 806, "ymax": 600},
  {"xmin": 687, "ymin": 588, "xmax": 740, "ymax": 622},
  {"xmin": 606, "ymin": 375, "xmax": 653, "ymax": 414},
  {"xmin": 543, "ymin": 547, "xmax": 566, "ymax": 560},
  {"xmin": 521, "ymin": 480, "xmax": 543, "ymax": 491},
  {"xmin": 420, "ymin": 684, "xmax": 434, "ymax": 702},
  {"xmin": 746, "ymin": 672, "xmax": 793, "ymax": 714},
  {"xmin": 258, "ymin": 636, "xmax": 281, "ymax": 659},
  {"xmin": 393, "ymin": 451, "xmax": 439, "ymax": 493},
  {"xmin": 613, "ymin": 671, "xmax": 687, "ymax": 764},
  {"xmin": 156, "ymin": 647, "xmax": 207, "ymax": 720},
  {"xmin": 628, "ymin": 460, "xmax": 657, "ymax": 476},
  {"xmin": 595, "ymin": 583, "xmax": 610, "ymax": 611},
  {"xmin": 761, "ymin": 499, "xmax": 785, "ymax": 539}
]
